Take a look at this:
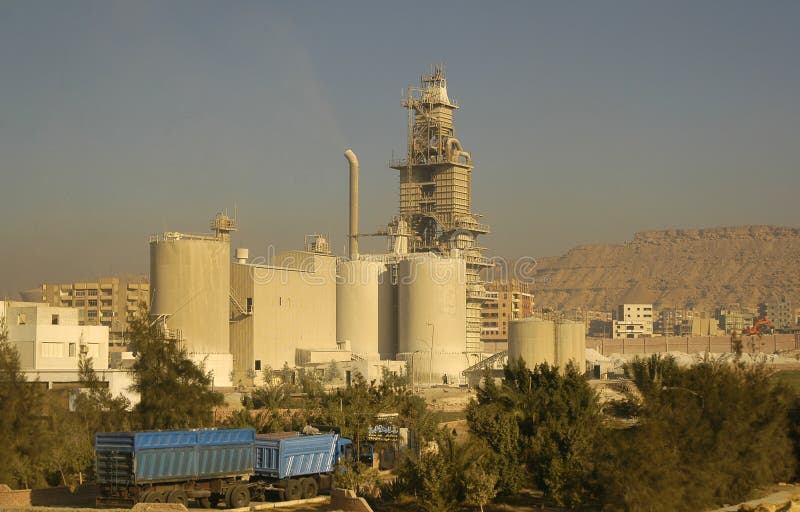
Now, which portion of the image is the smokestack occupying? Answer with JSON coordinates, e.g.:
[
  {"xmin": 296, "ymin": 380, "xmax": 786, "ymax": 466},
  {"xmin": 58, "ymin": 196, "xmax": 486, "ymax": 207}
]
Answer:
[{"xmin": 344, "ymin": 149, "xmax": 359, "ymax": 259}]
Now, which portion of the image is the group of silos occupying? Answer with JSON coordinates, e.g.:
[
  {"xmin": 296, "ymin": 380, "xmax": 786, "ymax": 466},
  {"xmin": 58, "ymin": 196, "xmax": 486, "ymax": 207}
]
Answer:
[
  {"xmin": 508, "ymin": 318, "xmax": 586, "ymax": 373},
  {"xmin": 336, "ymin": 252, "xmax": 469, "ymax": 385}
]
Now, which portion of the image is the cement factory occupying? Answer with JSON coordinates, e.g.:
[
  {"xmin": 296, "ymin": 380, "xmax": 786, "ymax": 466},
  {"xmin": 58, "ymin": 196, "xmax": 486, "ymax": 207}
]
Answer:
[{"xmin": 148, "ymin": 66, "xmax": 586, "ymax": 388}]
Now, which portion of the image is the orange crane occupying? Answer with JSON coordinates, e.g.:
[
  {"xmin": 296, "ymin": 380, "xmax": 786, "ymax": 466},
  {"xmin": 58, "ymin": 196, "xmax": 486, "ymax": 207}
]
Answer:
[{"xmin": 745, "ymin": 317, "xmax": 772, "ymax": 336}]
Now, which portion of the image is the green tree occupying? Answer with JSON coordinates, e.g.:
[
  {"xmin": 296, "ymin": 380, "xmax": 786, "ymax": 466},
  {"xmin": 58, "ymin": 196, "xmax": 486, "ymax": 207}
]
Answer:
[
  {"xmin": 464, "ymin": 460, "xmax": 499, "ymax": 512},
  {"xmin": 468, "ymin": 359, "xmax": 602, "ymax": 508},
  {"xmin": 400, "ymin": 431, "xmax": 496, "ymax": 512},
  {"xmin": 128, "ymin": 309, "xmax": 223, "ymax": 429},
  {"xmin": 74, "ymin": 352, "xmax": 131, "ymax": 433},
  {"xmin": 598, "ymin": 360, "xmax": 798, "ymax": 512},
  {"xmin": 0, "ymin": 318, "xmax": 49, "ymax": 489}
]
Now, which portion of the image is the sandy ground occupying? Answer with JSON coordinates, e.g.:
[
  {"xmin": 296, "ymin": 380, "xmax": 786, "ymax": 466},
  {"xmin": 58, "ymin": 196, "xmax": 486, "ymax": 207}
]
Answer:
[{"xmin": 706, "ymin": 483, "xmax": 800, "ymax": 511}]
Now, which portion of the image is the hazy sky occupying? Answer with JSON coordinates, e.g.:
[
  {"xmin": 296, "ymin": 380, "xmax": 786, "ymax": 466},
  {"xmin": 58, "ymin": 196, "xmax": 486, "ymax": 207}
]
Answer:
[{"xmin": 1, "ymin": 1, "xmax": 798, "ymax": 297}]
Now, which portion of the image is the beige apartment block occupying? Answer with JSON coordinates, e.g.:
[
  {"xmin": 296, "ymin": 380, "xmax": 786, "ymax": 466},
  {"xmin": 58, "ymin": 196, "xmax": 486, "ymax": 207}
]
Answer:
[
  {"xmin": 21, "ymin": 275, "xmax": 149, "ymax": 344},
  {"xmin": 481, "ymin": 280, "xmax": 534, "ymax": 351},
  {"xmin": 613, "ymin": 303, "xmax": 654, "ymax": 339}
]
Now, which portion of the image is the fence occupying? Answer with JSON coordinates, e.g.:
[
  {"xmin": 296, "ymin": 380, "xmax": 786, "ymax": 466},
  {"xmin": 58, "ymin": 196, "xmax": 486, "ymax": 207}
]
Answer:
[{"xmin": 587, "ymin": 334, "xmax": 800, "ymax": 356}]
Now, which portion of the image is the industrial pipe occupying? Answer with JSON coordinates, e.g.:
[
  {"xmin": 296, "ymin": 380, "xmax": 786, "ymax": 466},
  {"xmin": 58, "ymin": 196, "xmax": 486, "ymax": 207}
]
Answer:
[
  {"xmin": 344, "ymin": 149, "xmax": 359, "ymax": 259},
  {"xmin": 446, "ymin": 138, "xmax": 472, "ymax": 165}
]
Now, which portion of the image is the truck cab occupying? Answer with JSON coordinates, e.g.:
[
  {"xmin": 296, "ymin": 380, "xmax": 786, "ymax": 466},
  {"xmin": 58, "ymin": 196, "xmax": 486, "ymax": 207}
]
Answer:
[{"xmin": 335, "ymin": 437, "xmax": 354, "ymax": 464}]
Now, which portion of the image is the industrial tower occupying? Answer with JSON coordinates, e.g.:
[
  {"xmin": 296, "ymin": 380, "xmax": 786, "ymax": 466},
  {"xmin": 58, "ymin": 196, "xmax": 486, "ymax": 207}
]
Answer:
[{"xmin": 389, "ymin": 66, "xmax": 491, "ymax": 355}]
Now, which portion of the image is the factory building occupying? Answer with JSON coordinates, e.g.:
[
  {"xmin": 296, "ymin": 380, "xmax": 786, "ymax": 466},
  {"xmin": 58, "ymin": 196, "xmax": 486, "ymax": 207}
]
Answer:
[
  {"xmin": 230, "ymin": 237, "xmax": 338, "ymax": 384},
  {"xmin": 388, "ymin": 66, "xmax": 491, "ymax": 358},
  {"xmin": 148, "ymin": 67, "xmax": 496, "ymax": 387}
]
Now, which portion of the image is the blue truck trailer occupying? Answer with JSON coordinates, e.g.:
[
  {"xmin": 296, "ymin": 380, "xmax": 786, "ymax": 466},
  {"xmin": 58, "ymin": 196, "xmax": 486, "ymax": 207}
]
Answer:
[
  {"xmin": 250, "ymin": 432, "xmax": 354, "ymax": 501},
  {"xmin": 95, "ymin": 428, "xmax": 256, "ymax": 508},
  {"xmin": 95, "ymin": 428, "xmax": 354, "ymax": 508}
]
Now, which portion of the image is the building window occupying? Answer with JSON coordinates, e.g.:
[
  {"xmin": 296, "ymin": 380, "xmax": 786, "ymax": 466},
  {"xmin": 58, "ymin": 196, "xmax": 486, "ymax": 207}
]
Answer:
[
  {"xmin": 246, "ymin": 297, "xmax": 253, "ymax": 314},
  {"xmin": 101, "ymin": 288, "xmax": 112, "ymax": 296},
  {"xmin": 88, "ymin": 311, "xmax": 98, "ymax": 319},
  {"xmin": 69, "ymin": 343, "xmax": 76, "ymax": 357},
  {"xmin": 52, "ymin": 314, "xmax": 59, "ymax": 325},
  {"xmin": 88, "ymin": 289, "xmax": 98, "ymax": 296},
  {"xmin": 88, "ymin": 300, "xmax": 97, "ymax": 307},
  {"xmin": 75, "ymin": 290, "xmax": 85, "ymax": 297},
  {"xmin": 75, "ymin": 300, "xmax": 85, "ymax": 307},
  {"xmin": 255, "ymin": 360, "xmax": 261, "ymax": 371},
  {"xmin": 101, "ymin": 300, "xmax": 112, "ymax": 307},
  {"xmin": 102, "ymin": 310, "xmax": 113, "ymax": 317}
]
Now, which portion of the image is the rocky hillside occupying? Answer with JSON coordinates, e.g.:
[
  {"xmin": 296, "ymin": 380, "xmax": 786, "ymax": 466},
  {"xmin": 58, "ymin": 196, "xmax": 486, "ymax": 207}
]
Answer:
[{"xmin": 529, "ymin": 226, "xmax": 800, "ymax": 311}]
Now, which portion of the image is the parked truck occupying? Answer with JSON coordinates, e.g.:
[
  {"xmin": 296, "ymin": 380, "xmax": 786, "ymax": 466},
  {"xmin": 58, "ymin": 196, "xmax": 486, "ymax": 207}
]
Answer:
[
  {"xmin": 249, "ymin": 431, "xmax": 354, "ymax": 501},
  {"xmin": 94, "ymin": 428, "xmax": 354, "ymax": 508}
]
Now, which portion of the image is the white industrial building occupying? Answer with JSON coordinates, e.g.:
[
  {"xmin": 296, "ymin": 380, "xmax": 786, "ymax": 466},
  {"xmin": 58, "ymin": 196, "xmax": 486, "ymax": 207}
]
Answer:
[
  {"xmin": 230, "ymin": 243, "xmax": 339, "ymax": 384},
  {"xmin": 0, "ymin": 300, "xmax": 136, "ymax": 402}
]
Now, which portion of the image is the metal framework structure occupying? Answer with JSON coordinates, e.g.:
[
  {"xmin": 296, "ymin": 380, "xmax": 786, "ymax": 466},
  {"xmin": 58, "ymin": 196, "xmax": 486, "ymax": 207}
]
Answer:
[{"xmin": 389, "ymin": 66, "xmax": 491, "ymax": 354}]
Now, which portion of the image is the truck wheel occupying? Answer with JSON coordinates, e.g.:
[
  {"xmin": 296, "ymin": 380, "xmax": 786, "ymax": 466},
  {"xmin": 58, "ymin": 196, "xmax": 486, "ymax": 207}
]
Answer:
[
  {"xmin": 149, "ymin": 491, "xmax": 166, "ymax": 503},
  {"xmin": 301, "ymin": 477, "xmax": 318, "ymax": 499},
  {"xmin": 139, "ymin": 491, "xmax": 152, "ymax": 503},
  {"xmin": 285, "ymin": 479, "xmax": 302, "ymax": 501},
  {"xmin": 197, "ymin": 497, "xmax": 212, "ymax": 508},
  {"xmin": 167, "ymin": 490, "xmax": 188, "ymax": 506},
  {"xmin": 228, "ymin": 485, "xmax": 250, "ymax": 509}
]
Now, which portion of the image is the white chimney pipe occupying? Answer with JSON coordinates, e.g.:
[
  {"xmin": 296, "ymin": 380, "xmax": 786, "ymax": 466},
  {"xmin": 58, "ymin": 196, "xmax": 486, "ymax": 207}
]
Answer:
[{"xmin": 344, "ymin": 149, "xmax": 359, "ymax": 259}]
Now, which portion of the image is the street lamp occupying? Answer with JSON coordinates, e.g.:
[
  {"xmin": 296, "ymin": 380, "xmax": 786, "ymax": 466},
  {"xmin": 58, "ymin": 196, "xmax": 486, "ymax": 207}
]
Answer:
[{"xmin": 410, "ymin": 350, "xmax": 422, "ymax": 392}]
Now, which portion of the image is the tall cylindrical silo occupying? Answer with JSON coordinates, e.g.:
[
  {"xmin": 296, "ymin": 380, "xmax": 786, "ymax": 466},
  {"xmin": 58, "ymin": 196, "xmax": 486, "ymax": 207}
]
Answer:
[
  {"xmin": 377, "ymin": 266, "xmax": 396, "ymax": 360},
  {"xmin": 572, "ymin": 321, "xmax": 586, "ymax": 374},
  {"xmin": 150, "ymin": 233, "xmax": 231, "ymax": 383},
  {"xmin": 555, "ymin": 320, "xmax": 584, "ymax": 372},
  {"xmin": 508, "ymin": 318, "xmax": 555, "ymax": 368},
  {"xmin": 337, "ymin": 260, "xmax": 384, "ymax": 360},
  {"xmin": 397, "ymin": 253, "xmax": 466, "ymax": 384}
]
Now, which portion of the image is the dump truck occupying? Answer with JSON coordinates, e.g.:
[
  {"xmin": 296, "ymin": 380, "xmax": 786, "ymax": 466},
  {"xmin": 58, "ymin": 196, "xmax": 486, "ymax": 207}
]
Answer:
[
  {"xmin": 249, "ymin": 431, "xmax": 353, "ymax": 501},
  {"xmin": 95, "ymin": 428, "xmax": 256, "ymax": 508},
  {"xmin": 94, "ymin": 428, "xmax": 355, "ymax": 507}
]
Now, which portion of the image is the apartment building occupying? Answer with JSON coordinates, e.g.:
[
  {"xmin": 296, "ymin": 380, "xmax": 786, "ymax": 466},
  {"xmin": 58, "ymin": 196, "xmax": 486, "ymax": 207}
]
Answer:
[
  {"xmin": 21, "ymin": 275, "xmax": 149, "ymax": 344},
  {"xmin": 480, "ymin": 280, "xmax": 534, "ymax": 350},
  {"xmin": 759, "ymin": 299, "xmax": 795, "ymax": 332},
  {"xmin": 613, "ymin": 303, "xmax": 654, "ymax": 339}
]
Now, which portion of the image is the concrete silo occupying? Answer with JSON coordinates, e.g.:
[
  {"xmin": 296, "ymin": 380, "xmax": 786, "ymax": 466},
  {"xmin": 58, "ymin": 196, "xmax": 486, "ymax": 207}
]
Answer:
[
  {"xmin": 555, "ymin": 320, "xmax": 586, "ymax": 373},
  {"xmin": 337, "ymin": 260, "xmax": 395, "ymax": 360},
  {"xmin": 508, "ymin": 318, "xmax": 556, "ymax": 368},
  {"xmin": 149, "ymin": 214, "xmax": 234, "ymax": 386},
  {"xmin": 397, "ymin": 253, "xmax": 466, "ymax": 385}
]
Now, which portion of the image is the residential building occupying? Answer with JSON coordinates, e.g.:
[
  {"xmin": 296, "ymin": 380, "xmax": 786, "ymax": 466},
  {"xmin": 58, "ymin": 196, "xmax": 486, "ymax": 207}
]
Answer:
[
  {"xmin": 760, "ymin": 299, "xmax": 795, "ymax": 332},
  {"xmin": 480, "ymin": 280, "xmax": 534, "ymax": 351},
  {"xmin": 0, "ymin": 300, "xmax": 135, "ymax": 402},
  {"xmin": 20, "ymin": 275, "xmax": 149, "ymax": 344},
  {"xmin": 656, "ymin": 307, "xmax": 689, "ymax": 336},
  {"xmin": 717, "ymin": 306, "xmax": 757, "ymax": 334},
  {"xmin": 613, "ymin": 303, "xmax": 654, "ymax": 339}
]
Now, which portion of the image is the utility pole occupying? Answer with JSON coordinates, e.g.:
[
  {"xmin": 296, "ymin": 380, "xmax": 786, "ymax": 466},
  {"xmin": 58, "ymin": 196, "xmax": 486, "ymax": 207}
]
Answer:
[{"xmin": 427, "ymin": 322, "xmax": 435, "ymax": 386}]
